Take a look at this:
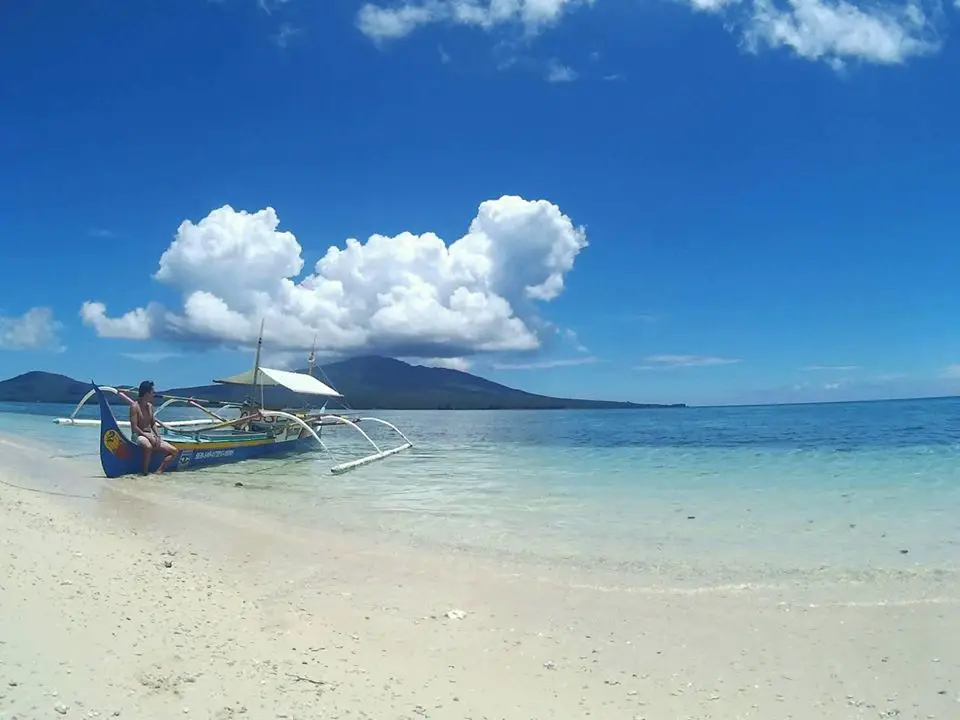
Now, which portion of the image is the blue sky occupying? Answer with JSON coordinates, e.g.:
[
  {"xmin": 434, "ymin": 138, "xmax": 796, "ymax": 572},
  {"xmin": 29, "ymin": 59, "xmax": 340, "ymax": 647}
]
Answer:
[{"xmin": 1, "ymin": 0, "xmax": 959, "ymax": 406}]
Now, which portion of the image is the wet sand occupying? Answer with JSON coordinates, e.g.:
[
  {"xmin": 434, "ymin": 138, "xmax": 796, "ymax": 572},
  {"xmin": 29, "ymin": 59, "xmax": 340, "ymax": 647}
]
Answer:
[{"xmin": 0, "ymin": 440, "xmax": 958, "ymax": 719}]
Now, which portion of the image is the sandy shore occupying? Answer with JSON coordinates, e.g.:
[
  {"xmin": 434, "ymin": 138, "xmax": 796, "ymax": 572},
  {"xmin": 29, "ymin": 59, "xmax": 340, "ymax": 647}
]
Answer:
[{"xmin": 1, "ymin": 443, "xmax": 958, "ymax": 719}]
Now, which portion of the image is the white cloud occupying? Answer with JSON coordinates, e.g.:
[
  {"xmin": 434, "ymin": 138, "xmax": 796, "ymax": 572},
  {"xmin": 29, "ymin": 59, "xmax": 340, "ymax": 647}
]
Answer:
[
  {"xmin": 257, "ymin": 350, "xmax": 310, "ymax": 370},
  {"xmin": 715, "ymin": 371, "xmax": 940, "ymax": 405},
  {"xmin": 742, "ymin": 0, "xmax": 939, "ymax": 67},
  {"xmin": 802, "ymin": 364, "xmax": 860, "ymax": 371},
  {"xmin": 545, "ymin": 60, "xmax": 578, "ymax": 82},
  {"xmin": 271, "ymin": 23, "xmax": 302, "ymax": 48},
  {"xmin": 636, "ymin": 354, "xmax": 742, "ymax": 370},
  {"xmin": 0, "ymin": 307, "xmax": 63, "ymax": 351},
  {"xmin": 80, "ymin": 197, "xmax": 589, "ymax": 360},
  {"xmin": 689, "ymin": 0, "xmax": 741, "ymax": 10},
  {"xmin": 492, "ymin": 356, "xmax": 599, "ymax": 370},
  {"xmin": 355, "ymin": 0, "xmax": 943, "ymax": 68},
  {"xmin": 939, "ymin": 364, "xmax": 960, "ymax": 379},
  {"xmin": 356, "ymin": 2, "xmax": 442, "ymax": 39},
  {"xmin": 410, "ymin": 356, "xmax": 474, "ymax": 371},
  {"xmin": 563, "ymin": 328, "xmax": 589, "ymax": 353},
  {"xmin": 791, "ymin": 378, "xmax": 846, "ymax": 391},
  {"xmin": 80, "ymin": 302, "xmax": 156, "ymax": 340},
  {"xmin": 356, "ymin": 0, "xmax": 594, "ymax": 40},
  {"xmin": 258, "ymin": 0, "xmax": 293, "ymax": 15},
  {"xmin": 120, "ymin": 352, "xmax": 182, "ymax": 363}
]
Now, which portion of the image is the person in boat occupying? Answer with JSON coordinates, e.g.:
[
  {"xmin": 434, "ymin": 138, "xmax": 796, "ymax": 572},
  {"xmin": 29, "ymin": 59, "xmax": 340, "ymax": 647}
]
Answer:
[
  {"xmin": 130, "ymin": 380, "xmax": 178, "ymax": 475},
  {"xmin": 231, "ymin": 399, "xmax": 263, "ymax": 431}
]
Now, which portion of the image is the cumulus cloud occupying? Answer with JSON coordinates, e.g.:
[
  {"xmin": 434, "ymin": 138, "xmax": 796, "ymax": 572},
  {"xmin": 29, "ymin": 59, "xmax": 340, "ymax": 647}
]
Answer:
[
  {"xmin": 0, "ymin": 307, "xmax": 63, "ymax": 351},
  {"xmin": 356, "ymin": 0, "xmax": 594, "ymax": 40},
  {"xmin": 80, "ymin": 303, "xmax": 156, "ymax": 340},
  {"xmin": 743, "ymin": 0, "xmax": 939, "ymax": 67},
  {"xmin": 356, "ymin": 2, "xmax": 443, "ymax": 39},
  {"xmin": 80, "ymin": 196, "xmax": 589, "ymax": 361},
  {"xmin": 355, "ymin": 0, "xmax": 943, "ymax": 67},
  {"xmin": 636, "ymin": 355, "xmax": 742, "ymax": 370}
]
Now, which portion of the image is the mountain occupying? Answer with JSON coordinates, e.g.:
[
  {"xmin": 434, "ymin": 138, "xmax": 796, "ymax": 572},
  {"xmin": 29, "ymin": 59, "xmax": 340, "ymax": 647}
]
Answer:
[
  {"xmin": 0, "ymin": 356, "xmax": 686, "ymax": 410},
  {"xmin": 0, "ymin": 371, "xmax": 98, "ymax": 404},
  {"xmin": 301, "ymin": 356, "xmax": 682, "ymax": 409},
  {"xmin": 0, "ymin": 370, "xmax": 138, "ymax": 407}
]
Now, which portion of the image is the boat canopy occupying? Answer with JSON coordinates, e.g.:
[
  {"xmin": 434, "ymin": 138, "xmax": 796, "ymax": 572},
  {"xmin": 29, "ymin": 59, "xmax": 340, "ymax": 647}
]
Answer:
[{"xmin": 213, "ymin": 366, "xmax": 343, "ymax": 398}]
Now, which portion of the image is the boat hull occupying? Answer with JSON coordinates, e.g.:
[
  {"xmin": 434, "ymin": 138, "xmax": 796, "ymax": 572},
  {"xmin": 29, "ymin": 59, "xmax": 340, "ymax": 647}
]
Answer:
[{"xmin": 94, "ymin": 384, "xmax": 318, "ymax": 478}]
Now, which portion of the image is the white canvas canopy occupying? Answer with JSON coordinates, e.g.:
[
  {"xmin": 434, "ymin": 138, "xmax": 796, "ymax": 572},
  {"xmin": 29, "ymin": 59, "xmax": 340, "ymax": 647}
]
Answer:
[{"xmin": 213, "ymin": 366, "xmax": 343, "ymax": 398}]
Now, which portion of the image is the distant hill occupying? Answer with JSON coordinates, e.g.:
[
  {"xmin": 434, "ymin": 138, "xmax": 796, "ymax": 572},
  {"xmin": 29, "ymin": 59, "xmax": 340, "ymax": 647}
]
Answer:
[
  {"xmin": 300, "ymin": 356, "xmax": 683, "ymax": 410},
  {"xmin": 0, "ymin": 356, "xmax": 686, "ymax": 410},
  {"xmin": 0, "ymin": 371, "xmax": 99, "ymax": 404},
  {"xmin": 0, "ymin": 370, "xmax": 138, "ymax": 407}
]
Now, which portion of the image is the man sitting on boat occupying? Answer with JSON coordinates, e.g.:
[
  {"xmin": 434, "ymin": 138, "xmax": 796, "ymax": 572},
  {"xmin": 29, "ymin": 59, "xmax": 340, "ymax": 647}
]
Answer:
[
  {"xmin": 130, "ymin": 380, "xmax": 178, "ymax": 474},
  {"xmin": 231, "ymin": 400, "xmax": 264, "ymax": 431}
]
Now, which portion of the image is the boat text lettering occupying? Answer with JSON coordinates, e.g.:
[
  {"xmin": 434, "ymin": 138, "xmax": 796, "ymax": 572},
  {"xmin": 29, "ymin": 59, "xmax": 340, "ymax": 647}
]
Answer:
[{"xmin": 194, "ymin": 449, "xmax": 236, "ymax": 461}]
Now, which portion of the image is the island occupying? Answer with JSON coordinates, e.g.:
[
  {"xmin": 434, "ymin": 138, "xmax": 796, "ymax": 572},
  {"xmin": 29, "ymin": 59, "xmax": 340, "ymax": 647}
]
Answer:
[{"xmin": 0, "ymin": 355, "xmax": 686, "ymax": 410}]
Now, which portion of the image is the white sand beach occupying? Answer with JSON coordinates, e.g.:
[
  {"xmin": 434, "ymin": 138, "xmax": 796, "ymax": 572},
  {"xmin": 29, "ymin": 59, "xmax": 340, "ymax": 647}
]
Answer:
[{"xmin": 1, "ymin": 438, "xmax": 958, "ymax": 720}]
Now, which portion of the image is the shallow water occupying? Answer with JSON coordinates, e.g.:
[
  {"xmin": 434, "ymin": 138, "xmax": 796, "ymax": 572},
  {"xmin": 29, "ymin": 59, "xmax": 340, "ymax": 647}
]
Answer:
[{"xmin": 2, "ymin": 398, "xmax": 959, "ymax": 584}]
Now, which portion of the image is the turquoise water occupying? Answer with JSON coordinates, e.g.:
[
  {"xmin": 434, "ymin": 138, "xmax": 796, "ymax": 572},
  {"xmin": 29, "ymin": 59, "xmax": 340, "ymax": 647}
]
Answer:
[{"xmin": 2, "ymin": 398, "xmax": 959, "ymax": 583}]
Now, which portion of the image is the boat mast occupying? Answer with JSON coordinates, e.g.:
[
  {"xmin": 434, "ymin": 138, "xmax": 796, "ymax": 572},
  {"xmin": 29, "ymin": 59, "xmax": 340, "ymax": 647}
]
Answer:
[
  {"xmin": 253, "ymin": 318, "xmax": 265, "ymax": 408},
  {"xmin": 307, "ymin": 334, "xmax": 327, "ymax": 412}
]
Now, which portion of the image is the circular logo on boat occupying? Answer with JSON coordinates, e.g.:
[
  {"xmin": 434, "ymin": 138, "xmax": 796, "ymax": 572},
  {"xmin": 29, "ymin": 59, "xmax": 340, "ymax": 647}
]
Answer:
[{"xmin": 103, "ymin": 429, "xmax": 127, "ymax": 457}]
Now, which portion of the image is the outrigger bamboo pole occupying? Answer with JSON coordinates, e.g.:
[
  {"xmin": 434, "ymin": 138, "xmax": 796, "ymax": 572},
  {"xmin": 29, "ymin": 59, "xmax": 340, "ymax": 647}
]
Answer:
[
  {"xmin": 185, "ymin": 399, "xmax": 228, "ymax": 423},
  {"xmin": 188, "ymin": 412, "xmax": 265, "ymax": 434}
]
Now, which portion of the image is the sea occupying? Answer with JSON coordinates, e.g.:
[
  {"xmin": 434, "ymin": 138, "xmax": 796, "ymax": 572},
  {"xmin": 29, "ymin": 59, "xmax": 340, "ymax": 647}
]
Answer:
[{"xmin": 1, "ymin": 397, "xmax": 959, "ymax": 587}]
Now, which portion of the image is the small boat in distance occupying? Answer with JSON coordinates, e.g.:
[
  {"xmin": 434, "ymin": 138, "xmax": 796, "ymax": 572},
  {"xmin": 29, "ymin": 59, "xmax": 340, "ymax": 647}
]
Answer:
[{"xmin": 71, "ymin": 326, "xmax": 413, "ymax": 478}]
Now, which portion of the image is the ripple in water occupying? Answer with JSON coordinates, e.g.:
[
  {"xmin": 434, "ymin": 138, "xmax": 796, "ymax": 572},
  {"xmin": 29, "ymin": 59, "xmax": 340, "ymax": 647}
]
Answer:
[{"xmin": 2, "ymin": 398, "xmax": 959, "ymax": 583}]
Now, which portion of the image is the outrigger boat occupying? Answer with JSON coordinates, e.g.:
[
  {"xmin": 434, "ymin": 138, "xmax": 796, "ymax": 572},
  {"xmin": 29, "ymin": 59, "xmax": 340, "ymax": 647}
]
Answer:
[
  {"xmin": 54, "ymin": 334, "xmax": 357, "ymax": 430},
  {"xmin": 63, "ymin": 329, "xmax": 414, "ymax": 478}
]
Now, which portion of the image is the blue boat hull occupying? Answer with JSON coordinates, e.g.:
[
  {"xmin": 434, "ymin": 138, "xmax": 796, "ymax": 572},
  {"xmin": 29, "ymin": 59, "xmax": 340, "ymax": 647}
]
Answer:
[{"xmin": 93, "ymin": 384, "xmax": 318, "ymax": 478}]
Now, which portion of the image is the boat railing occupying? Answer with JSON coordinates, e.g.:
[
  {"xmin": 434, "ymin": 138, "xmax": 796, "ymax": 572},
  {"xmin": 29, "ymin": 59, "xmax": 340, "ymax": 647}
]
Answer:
[{"xmin": 54, "ymin": 386, "xmax": 237, "ymax": 430}]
